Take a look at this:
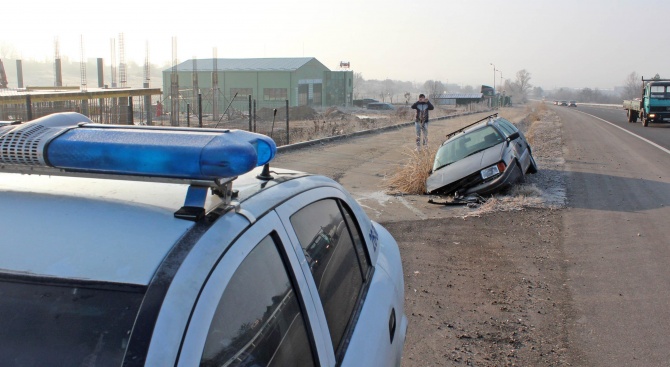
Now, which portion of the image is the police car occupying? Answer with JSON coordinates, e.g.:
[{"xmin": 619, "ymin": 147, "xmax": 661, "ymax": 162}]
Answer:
[{"xmin": 0, "ymin": 112, "xmax": 407, "ymax": 366}]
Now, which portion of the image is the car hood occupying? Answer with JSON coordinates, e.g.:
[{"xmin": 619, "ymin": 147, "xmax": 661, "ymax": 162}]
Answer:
[{"xmin": 426, "ymin": 143, "xmax": 504, "ymax": 193}]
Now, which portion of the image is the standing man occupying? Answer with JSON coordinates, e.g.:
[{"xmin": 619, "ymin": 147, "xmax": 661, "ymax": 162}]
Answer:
[{"xmin": 411, "ymin": 94, "xmax": 434, "ymax": 150}]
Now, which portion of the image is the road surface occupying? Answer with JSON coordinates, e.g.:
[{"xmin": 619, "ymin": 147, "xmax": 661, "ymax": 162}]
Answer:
[{"xmin": 554, "ymin": 104, "xmax": 670, "ymax": 366}]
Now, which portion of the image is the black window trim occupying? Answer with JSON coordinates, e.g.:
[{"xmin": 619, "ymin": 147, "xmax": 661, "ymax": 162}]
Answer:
[{"xmin": 336, "ymin": 200, "xmax": 371, "ymax": 280}]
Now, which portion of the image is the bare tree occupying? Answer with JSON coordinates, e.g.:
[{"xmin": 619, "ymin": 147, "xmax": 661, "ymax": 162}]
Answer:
[
  {"xmin": 461, "ymin": 85, "xmax": 475, "ymax": 93},
  {"xmin": 423, "ymin": 80, "xmax": 445, "ymax": 99},
  {"xmin": 383, "ymin": 79, "xmax": 396, "ymax": 102},
  {"xmin": 621, "ymin": 72, "xmax": 642, "ymax": 100},
  {"xmin": 515, "ymin": 69, "xmax": 532, "ymax": 102}
]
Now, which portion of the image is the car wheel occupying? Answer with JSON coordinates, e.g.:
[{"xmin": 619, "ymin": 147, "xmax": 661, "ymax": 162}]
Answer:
[{"xmin": 527, "ymin": 155, "xmax": 538, "ymax": 174}]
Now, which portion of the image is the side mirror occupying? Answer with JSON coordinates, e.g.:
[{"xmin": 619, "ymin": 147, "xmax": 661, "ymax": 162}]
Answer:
[{"xmin": 507, "ymin": 132, "xmax": 520, "ymax": 141}]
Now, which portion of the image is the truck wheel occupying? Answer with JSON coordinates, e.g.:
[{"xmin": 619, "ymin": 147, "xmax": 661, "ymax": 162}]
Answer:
[
  {"xmin": 632, "ymin": 111, "xmax": 638, "ymax": 122},
  {"xmin": 643, "ymin": 118, "xmax": 649, "ymax": 127},
  {"xmin": 627, "ymin": 110, "xmax": 634, "ymax": 123}
]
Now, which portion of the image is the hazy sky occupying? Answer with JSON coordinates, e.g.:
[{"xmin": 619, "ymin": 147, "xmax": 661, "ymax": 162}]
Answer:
[{"xmin": 2, "ymin": 0, "xmax": 668, "ymax": 90}]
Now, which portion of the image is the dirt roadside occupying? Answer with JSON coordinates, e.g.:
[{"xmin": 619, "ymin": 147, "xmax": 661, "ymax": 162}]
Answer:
[{"xmin": 272, "ymin": 105, "xmax": 575, "ymax": 366}]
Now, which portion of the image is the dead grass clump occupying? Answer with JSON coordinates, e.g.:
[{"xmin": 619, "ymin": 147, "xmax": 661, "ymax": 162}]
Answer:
[
  {"xmin": 383, "ymin": 146, "xmax": 437, "ymax": 194},
  {"xmin": 468, "ymin": 187, "xmax": 544, "ymax": 217},
  {"xmin": 497, "ymin": 107, "xmax": 527, "ymax": 123},
  {"xmin": 524, "ymin": 102, "xmax": 548, "ymax": 122}
]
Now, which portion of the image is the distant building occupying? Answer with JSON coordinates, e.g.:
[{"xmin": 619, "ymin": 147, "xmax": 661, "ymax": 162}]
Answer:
[
  {"xmin": 162, "ymin": 57, "xmax": 353, "ymax": 115},
  {"xmin": 434, "ymin": 93, "xmax": 484, "ymax": 106}
]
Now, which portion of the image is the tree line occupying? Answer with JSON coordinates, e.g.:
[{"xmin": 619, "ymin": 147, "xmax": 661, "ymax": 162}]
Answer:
[{"xmin": 354, "ymin": 69, "xmax": 535, "ymax": 104}]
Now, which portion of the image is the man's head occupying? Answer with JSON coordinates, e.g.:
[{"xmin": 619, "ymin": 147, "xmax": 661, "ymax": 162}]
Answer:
[{"xmin": 419, "ymin": 94, "xmax": 426, "ymax": 102}]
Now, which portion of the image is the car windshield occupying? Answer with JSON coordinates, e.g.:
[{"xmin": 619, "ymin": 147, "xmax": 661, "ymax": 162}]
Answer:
[
  {"xmin": 433, "ymin": 126, "xmax": 504, "ymax": 171},
  {"xmin": 0, "ymin": 277, "xmax": 144, "ymax": 367}
]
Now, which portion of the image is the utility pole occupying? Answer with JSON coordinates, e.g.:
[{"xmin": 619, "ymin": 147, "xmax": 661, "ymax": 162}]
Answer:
[{"xmin": 490, "ymin": 63, "xmax": 496, "ymax": 90}]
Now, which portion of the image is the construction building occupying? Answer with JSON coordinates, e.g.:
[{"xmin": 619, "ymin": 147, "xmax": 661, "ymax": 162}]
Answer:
[{"xmin": 163, "ymin": 57, "xmax": 353, "ymax": 119}]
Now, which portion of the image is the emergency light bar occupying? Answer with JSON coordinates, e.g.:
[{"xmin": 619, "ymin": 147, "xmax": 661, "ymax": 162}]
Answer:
[{"xmin": 0, "ymin": 112, "xmax": 276, "ymax": 181}]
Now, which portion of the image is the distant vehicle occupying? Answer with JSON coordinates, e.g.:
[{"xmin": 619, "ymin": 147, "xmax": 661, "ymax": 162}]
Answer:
[
  {"xmin": 353, "ymin": 98, "xmax": 379, "ymax": 108},
  {"xmin": 553, "ymin": 101, "xmax": 559, "ymax": 105},
  {"xmin": 366, "ymin": 102, "xmax": 395, "ymax": 110},
  {"xmin": 559, "ymin": 101, "xmax": 568, "ymax": 106},
  {"xmin": 568, "ymin": 101, "xmax": 577, "ymax": 107},
  {"xmin": 623, "ymin": 77, "xmax": 670, "ymax": 127},
  {"xmin": 426, "ymin": 114, "xmax": 538, "ymax": 197},
  {"xmin": 0, "ymin": 112, "xmax": 408, "ymax": 367}
]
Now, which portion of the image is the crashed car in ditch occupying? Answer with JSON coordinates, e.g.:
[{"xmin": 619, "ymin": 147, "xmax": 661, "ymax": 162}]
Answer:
[{"xmin": 426, "ymin": 114, "xmax": 538, "ymax": 197}]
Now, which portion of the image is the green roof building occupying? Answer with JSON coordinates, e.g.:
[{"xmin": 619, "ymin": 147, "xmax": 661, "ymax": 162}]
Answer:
[{"xmin": 162, "ymin": 57, "xmax": 353, "ymax": 116}]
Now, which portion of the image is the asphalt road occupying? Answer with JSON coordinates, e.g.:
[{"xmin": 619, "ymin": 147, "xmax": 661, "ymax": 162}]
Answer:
[
  {"xmin": 576, "ymin": 104, "xmax": 670, "ymax": 149},
  {"xmin": 553, "ymin": 105, "xmax": 670, "ymax": 366}
]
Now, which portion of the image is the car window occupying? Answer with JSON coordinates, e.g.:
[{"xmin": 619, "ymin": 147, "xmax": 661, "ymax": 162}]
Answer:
[
  {"xmin": 290, "ymin": 199, "xmax": 366, "ymax": 356},
  {"xmin": 200, "ymin": 235, "xmax": 315, "ymax": 367},
  {"xmin": 496, "ymin": 118, "xmax": 518, "ymax": 136},
  {"xmin": 433, "ymin": 126, "xmax": 505, "ymax": 170},
  {"xmin": 0, "ymin": 277, "xmax": 143, "ymax": 367},
  {"xmin": 340, "ymin": 202, "xmax": 370, "ymax": 277}
]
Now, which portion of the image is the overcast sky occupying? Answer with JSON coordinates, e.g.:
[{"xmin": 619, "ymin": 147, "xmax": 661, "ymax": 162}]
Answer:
[{"xmin": 1, "ymin": 0, "xmax": 668, "ymax": 90}]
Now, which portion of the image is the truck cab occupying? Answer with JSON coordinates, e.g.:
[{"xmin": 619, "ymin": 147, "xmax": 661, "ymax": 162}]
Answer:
[{"xmin": 638, "ymin": 79, "xmax": 670, "ymax": 126}]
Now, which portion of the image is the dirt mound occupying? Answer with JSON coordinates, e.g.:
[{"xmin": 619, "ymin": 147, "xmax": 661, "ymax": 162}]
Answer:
[
  {"xmin": 290, "ymin": 105, "xmax": 317, "ymax": 120},
  {"xmin": 256, "ymin": 105, "xmax": 318, "ymax": 121}
]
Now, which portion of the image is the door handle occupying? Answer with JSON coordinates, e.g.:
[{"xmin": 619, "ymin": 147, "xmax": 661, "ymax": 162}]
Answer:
[{"xmin": 388, "ymin": 308, "xmax": 396, "ymax": 343}]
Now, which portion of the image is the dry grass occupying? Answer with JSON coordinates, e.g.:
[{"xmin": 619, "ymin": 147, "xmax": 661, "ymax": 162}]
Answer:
[
  {"xmin": 467, "ymin": 184, "xmax": 545, "ymax": 217},
  {"xmin": 383, "ymin": 145, "xmax": 438, "ymax": 195}
]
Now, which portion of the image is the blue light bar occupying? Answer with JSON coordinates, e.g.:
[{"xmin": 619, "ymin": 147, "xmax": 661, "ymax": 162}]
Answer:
[
  {"xmin": 0, "ymin": 113, "xmax": 277, "ymax": 181},
  {"xmin": 47, "ymin": 127, "xmax": 276, "ymax": 179}
]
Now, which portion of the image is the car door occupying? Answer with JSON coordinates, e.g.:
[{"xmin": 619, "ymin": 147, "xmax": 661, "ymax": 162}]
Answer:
[
  {"xmin": 176, "ymin": 211, "xmax": 328, "ymax": 367},
  {"xmin": 276, "ymin": 187, "xmax": 402, "ymax": 366},
  {"xmin": 496, "ymin": 120, "xmax": 531, "ymax": 171}
]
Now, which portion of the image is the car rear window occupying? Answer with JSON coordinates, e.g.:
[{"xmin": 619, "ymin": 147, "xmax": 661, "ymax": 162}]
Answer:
[{"xmin": 0, "ymin": 277, "xmax": 144, "ymax": 367}]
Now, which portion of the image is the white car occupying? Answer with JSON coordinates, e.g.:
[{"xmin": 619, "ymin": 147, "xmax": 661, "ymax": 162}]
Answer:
[{"xmin": 0, "ymin": 112, "xmax": 407, "ymax": 367}]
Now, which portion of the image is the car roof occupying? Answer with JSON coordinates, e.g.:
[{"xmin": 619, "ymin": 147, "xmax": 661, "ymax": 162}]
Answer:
[
  {"xmin": 0, "ymin": 112, "xmax": 282, "ymax": 286},
  {"xmin": 0, "ymin": 165, "xmax": 322, "ymax": 286},
  {"xmin": 443, "ymin": 117, "xmax": 507, "ymax": 144},
  {"xmin": 0, "ymin": 174, "xmax": 199, "ymax": 285}
]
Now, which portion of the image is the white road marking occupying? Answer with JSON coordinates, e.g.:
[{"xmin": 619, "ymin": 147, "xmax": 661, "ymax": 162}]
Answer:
[{"xmin": 578, "ymin": 110, "xmax": 670, "ymax": 155}]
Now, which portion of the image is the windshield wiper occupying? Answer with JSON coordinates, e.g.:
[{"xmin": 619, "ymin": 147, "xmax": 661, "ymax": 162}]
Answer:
[{"xmin": 433, "ymin": 162, "xmax": 453, "ymax": 172}]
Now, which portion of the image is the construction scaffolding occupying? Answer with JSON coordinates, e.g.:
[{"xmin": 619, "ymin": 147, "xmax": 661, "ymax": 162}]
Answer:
[{"xmin": 0, "ymin": 87, "xmax": 161, "ymax": 124}]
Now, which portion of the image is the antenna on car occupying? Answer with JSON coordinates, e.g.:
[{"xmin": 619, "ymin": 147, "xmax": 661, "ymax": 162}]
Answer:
[{"xmin": 445, "ymin": 113, "xmax": 498, "ymax": 139}]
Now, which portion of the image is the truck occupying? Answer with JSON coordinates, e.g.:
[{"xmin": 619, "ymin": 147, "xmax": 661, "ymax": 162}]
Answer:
[{"xmin": 623, "ymin": 77, "xmax": 670, "ymax": 127}]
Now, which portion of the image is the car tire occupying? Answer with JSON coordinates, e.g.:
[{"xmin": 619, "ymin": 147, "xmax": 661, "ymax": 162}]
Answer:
[{"xmin": 527, "ymin": 155, "xmax": 538, "ymax": 174}]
